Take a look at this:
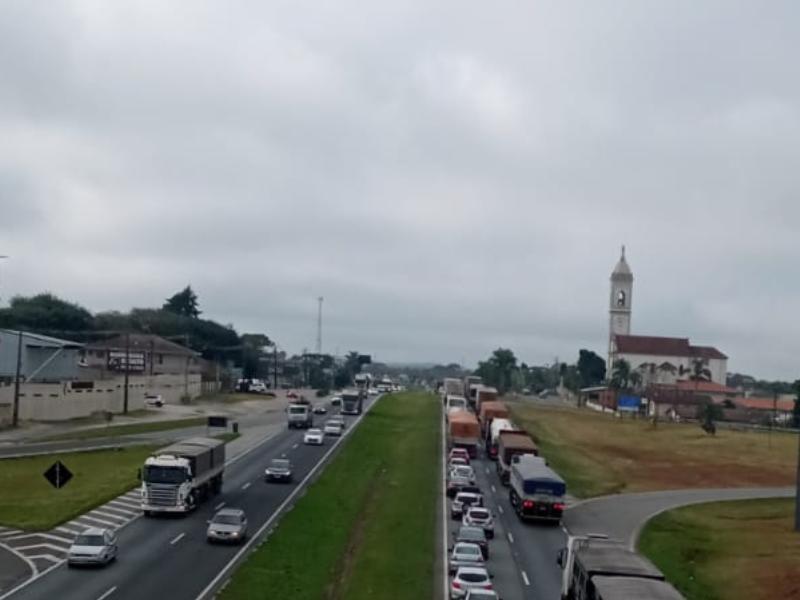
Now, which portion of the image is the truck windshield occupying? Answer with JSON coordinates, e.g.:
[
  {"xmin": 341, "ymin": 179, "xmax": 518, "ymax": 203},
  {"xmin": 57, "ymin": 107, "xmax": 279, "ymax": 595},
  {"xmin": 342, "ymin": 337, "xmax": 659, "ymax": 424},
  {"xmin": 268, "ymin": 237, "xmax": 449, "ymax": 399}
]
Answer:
[{"xmin": 144, "ymin": 466, "xmax": 188, "ymax": 484}]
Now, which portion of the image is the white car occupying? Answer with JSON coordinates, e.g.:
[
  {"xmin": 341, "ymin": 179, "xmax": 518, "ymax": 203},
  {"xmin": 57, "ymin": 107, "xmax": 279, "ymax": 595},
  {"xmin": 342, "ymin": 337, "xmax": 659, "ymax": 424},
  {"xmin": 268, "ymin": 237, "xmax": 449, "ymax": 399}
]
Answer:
[
  {"xmin": 464, "ymin": 590, "xmax": 498, "ymax": 599},
  {"xmin": 450, "ymin": 566, "xmax": 493, "ymax": 599},
  {"xmin": 324, "ymin": 420, "xmax": 344, "ymax": 436},
  {"xmin": 144, "ymin": 394, "xmax": 164, "ymax": 407},
  {"xmin": 68, "ymin": 528, "xmax": 118, "ymax": 567},
  {"xmin": 304, "ymin": 428, "xmax": 324, "ymax": 445}
]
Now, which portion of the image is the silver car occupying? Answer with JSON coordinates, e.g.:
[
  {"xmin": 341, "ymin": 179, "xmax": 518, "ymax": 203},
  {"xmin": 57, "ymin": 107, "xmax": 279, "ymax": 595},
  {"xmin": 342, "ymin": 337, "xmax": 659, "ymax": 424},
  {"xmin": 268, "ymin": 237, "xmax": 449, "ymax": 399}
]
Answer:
[
  {"xmin": 463, "ymin": 506, "xmax": 494, "ymax": 538},
  {"xmin": 448, "ymin": 542, "xmax": 485, "ymax": 574},
  {"xmin": 450, "ymin": 566, "xmax": 493, "ymax": 599},
  {"xmin": 324, "ymin": 420, "xmax": 344, "ymax": 436},
  {"xmin": 207, "ymin": 508, "xmax": 248, "ymax": 544},
  {"xmin": 67, "ymin": 528, "xmax": 117, "ymax": 567}
]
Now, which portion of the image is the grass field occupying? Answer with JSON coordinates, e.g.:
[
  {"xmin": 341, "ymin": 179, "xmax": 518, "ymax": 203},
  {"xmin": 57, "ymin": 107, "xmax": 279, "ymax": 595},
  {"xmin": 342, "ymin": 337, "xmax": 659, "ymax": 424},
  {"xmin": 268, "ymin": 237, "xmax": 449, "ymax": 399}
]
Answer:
[
  {"xmin": 509, "ymin": 403, "xmax": 796, "ymax": 497},
  {"xmin": 40, "ymin": 416, "xmax": 207, "ymax": 442},
  {"xmin": 220, "ymin": 391, "xmax": 440, "ymax": 600},
  {"xmin": 0, "ymin": 446, "xmax": 158, "ymax": 530},
  {"xmin": 639, "ymin": 499, "xmax": 800, "ymax": 600}
]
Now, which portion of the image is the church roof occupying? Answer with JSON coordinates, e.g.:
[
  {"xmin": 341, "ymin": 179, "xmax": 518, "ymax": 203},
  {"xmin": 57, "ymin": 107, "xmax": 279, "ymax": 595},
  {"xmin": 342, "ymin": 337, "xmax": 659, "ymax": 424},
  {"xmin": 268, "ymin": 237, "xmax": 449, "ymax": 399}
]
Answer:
[
  {"xmin": 611, "ymin": 246, "xmax": 633, "ymax": 279},
  {"xmin": 614, "ymin": 335, "xmax": 727, "ymax": 360}
]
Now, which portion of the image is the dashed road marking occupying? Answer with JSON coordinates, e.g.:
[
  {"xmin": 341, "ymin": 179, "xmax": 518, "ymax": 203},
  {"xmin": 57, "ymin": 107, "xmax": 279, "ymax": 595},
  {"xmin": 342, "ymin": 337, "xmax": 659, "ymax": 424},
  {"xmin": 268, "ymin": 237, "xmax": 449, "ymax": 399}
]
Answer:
[
  {"xmin": 242, "ymin": 482, "xmax": 252, "ymax": 491},
  {"xmin": 521, "ymin": 570, "xmax": 530, "ymax": 586},
  {"xmin": 498, "ymin": 505, "xmax": 504, "ymax": 515},
  {"xmin": 96, "ymin": 586, "xmax": 117, "ymax": 600},
  {"xmin": 170, "ymin": 533, "xmax": 186, "ymax": 545},
  {"xmin": 292, "ymin": 443, "xmax": 299, "ymax": 449},
  {"xmin": 215, "ymin": 502, "xmax": 226, "ymax": 510},
  {"xmin": 507, "ymin": 532, "xmax": 515, "ymax": 544},
  {"xmin": 491, "ymin": 485, "xmax": 497, "ymax": 493}
]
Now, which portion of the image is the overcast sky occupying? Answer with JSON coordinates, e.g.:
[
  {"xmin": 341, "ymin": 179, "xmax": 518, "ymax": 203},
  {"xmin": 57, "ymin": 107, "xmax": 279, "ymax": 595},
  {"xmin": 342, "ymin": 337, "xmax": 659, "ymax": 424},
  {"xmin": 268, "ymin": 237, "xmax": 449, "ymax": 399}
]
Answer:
[{"xmin": 1, "ymin": 1, "xmax": 799, "ymax": 378}]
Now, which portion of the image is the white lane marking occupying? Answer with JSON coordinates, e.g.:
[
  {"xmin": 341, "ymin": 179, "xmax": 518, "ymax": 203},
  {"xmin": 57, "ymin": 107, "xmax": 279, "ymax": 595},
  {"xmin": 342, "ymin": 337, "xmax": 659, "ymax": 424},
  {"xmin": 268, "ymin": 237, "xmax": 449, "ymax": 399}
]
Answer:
[
  {"xmin": 491, "ymin": 485, "xmax": 497, "ymax": 493},
  {"xmin": 91, "ymin": 510, "xmax": 128, "ymax": 522},
  {"xmin": 521, "ymin": 570, "xmax": 530, "ymax": 586},
  {"xmin": 485, "ymin": 467, "xmax": 490, "ymax": 475},
  {"xmin": 292, "ymin": 443, "xmax": 299, "ymax": 449},
  {"xmin": 498, "ymin": 505, "xmax": 504, "ymax": 515},
  {"xmin": 76, "ymin": 515, "xmax": 118, "ymax": 527},
  {"xmin": 242, "ymin": 482, "xmax": 252, "ymax": 491},
  {"xmin": 170, "ymin": 533, "xmax": 186, "ymax": 545},
  {"xmin": 96, "ymin": 586, "xmax": 117, "ymax": 600},
  {"xmin": 215, "ymin": 502, "xmax": 226, "ymax": 510},
  {"xmin": 25, "ymin": 554, "xmax": 62, "ymax": 563},
  {"xmin": 14, "ymin": 543, "xmax": 71, "ymax": 553},
  {"xmin": 507, "ymin": 532, "xmax": 515, "ymax": 544},
  {"xmin": 195, "ymin": 395, "xmax": 378, "ymax": 600},
  {"xmin": 5, "ymin": 532, "xmax": 72, "ymax": 544}
]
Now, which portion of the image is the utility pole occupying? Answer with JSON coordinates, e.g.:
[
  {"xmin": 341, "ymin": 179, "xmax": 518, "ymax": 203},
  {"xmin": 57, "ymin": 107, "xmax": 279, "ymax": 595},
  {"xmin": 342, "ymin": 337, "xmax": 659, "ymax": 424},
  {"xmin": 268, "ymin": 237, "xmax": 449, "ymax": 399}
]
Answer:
[
  {"xmin": 0, "ymin": 255, "xmax": 8, "ymax": 306},
  {"xmin": 12, "ymin": 330, "xmax": 22, "ymax": 427},
  {"xmin": 273, "ymin": 345, "xmax": 278, "ymax": 390},
  {"xmin": 123, "ymin": 331, "xmax": 130, "ymax": 414},
  {"xmin": 316, "ymin": 296, "xmax": 323, "ymax": 355}
]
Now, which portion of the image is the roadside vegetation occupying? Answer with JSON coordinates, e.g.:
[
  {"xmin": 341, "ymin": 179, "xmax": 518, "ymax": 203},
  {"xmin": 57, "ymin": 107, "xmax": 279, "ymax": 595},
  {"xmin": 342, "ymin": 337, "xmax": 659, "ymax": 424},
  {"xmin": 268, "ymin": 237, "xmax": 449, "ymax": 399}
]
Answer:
[
  {"xmin": 639, "ymin": 499, "xmax": 799, "ymax": 600},
  {"xmin": 509, "ymin": 403, "xmax": 795, "ymax": 498},
  {"xmin": 0, "ymin": 446, "xmax": 158, "ymax": 530},
  {"xmin": 221, "ymin": 391, "xmax": 440, "ymax": 600},
  {"xmin": 39, "ymin": 416, "xmax": 207, "ymax": 442}
]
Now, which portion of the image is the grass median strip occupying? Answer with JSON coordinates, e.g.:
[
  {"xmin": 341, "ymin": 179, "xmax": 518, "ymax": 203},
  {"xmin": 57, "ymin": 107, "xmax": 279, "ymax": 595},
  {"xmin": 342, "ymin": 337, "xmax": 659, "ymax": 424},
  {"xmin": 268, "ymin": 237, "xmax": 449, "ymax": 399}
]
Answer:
[
  {"xmin": 0, "ymin": 446, "xmax": 158, "ymax": 530},
  {"xmin": 39, "ymin": 416, "xmax": 207, "ymax": 442},
  {"xmin": 639, "ymin": 498, "xmax": 799, "ymax": 600},
  {"xmin": 220, "ymin": 391, "xmax": 440, "ymax": 600}
]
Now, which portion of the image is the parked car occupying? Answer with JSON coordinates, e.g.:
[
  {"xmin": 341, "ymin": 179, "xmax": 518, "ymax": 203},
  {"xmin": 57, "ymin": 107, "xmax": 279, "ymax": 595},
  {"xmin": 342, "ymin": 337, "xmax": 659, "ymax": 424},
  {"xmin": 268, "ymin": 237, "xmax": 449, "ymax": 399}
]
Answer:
[
  {"xmin": 450, "ymin": 566, "xmax": 493, "ymax": 599},
  {"xmin": 324, "ymin": 420, "xmax": 344, "ymax": 436},
  {"xmin": 67, "ymin": 528, "xmax": 117, "ymax": 567},
  {"xmin": 448, "ymin": 542, "xmax": 485, "ymax": 574},
  {"xmin": 313, "ymin": 405, "xmax": 328, "ymax": 415},
  {"xmin": 144, "ymin": 394, "xmax": 164, "ymax": 408},
  {"xmin": 304, "ymin": 428, "xmax": 324, "ymax": 445},
  {"xmin": 264, "ymin": 458, "xmax": 293, "ymax": 483},
  {"xmin": 451, "ymin": 492, "xmax": 483, "ymax": 520},
  {"xmin": 463, "ymin": 506, "xmax": 494, "ymax": 538},
  {"xmin": 368, "ymin": 388, "xmax": 379, "ymax": 396},
  {"xmin": 454, "ymin": 525, "xmax": 489, "ymax": 559},
  {"xmin": 207, "ymin": 508, "xmax": 248, "ymax": 544},
  {"xmin": 447, "ymin": 476, "xmax": 472, "ymax": 499},
  {"xmin": 449, "ymin": 448, "xmax": 471, "ymax": 464},
  {"xmin": 464, "ymin": 589, "xmax": 499, "ymax": 599}
]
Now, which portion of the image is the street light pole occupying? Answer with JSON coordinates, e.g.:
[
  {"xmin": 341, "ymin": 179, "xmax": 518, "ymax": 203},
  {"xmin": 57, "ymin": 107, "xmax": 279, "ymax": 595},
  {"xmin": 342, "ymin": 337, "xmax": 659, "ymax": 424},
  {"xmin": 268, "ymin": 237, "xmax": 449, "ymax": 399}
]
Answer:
[
  {"xmin": 12, "ymin": 330, "xmax": 22, "ymax": 427},
  {"xmin": 123, "ymin": 331, "xmax": 130, "ymax": 414}
]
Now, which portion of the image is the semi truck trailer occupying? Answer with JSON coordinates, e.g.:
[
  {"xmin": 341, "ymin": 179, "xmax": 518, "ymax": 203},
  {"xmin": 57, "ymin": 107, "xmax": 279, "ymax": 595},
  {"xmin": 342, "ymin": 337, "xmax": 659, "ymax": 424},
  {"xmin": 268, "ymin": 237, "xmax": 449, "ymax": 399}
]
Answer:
[
  {"xmin": 341, "ymin": 389, "xmax": 364, "ymax": 415},
  {"xmin": 141, "ymin": 437, "xmax": 225, "ymax": 515},
  {"xmin": 496, "ymin": 431, "xmax": 538, "ymax": 484},
  {"xmin": 508, "ymin": 454, "xmax": 565, "ymax": 522},
  {"xmin": 448, "ymin": 411, "xmax": 481, "ymax": 458}
]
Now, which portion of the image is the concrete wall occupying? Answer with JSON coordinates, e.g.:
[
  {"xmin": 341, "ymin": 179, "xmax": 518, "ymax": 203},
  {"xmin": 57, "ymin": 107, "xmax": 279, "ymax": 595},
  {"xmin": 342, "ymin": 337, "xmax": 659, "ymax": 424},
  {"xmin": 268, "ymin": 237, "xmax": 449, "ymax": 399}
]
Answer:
[{"xmin": 0, "ymin": 373, "xmax": 213, "ymax": 423}]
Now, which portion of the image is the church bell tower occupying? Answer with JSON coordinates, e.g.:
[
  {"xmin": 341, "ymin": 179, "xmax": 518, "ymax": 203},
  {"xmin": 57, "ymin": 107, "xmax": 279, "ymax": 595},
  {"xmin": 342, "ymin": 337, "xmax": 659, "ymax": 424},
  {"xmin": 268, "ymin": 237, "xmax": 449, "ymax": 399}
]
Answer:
[{"xmin": 609, "ymin": 245, "xmax": 633, "ymax": 366}]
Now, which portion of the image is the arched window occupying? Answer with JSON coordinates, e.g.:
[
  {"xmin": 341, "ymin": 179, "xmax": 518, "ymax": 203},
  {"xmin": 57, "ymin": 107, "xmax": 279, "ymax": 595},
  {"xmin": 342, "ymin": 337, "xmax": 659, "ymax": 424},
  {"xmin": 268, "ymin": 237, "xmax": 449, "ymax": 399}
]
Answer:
[{"xmin": 617, "ymin": 290, "xmax": 626, "ymax": 307}]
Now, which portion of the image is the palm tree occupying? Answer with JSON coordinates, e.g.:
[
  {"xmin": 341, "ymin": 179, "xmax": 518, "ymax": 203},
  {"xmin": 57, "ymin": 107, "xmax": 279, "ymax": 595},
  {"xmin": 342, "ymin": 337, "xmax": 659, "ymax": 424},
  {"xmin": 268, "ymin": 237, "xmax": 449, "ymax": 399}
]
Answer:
[
  {"xmin": 610, "ymin": 359, "xmax": 631, "ymax": 390},
  {"xmin": 689, "ymin": 358, "xmax": 712, "ymax": 383},
  {"xmin": 629, "ymin": 371, "xmax": 643, "ymax": 392}
]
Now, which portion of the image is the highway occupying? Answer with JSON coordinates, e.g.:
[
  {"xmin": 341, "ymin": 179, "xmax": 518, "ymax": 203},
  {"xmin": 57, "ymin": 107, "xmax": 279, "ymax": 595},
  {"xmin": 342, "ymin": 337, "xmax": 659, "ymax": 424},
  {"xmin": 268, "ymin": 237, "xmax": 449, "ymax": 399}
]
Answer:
[{"xmin": 2, "ymin": 396, "xmax": 376, "ymax": 600}]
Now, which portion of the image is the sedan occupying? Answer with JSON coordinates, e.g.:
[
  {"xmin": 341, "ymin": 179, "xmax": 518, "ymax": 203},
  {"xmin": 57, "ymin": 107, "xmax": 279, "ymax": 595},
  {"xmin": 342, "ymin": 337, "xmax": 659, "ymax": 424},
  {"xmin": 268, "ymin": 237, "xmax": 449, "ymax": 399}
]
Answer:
[
  {"xmin": 451, "ymin": 492, "xmax": 483, "ymax": 521},
  {"xmin": 67, "ymin": 528, "xmax": 117, "ymax": 567},
  {"xmin": 450, "ymin": 566, "xmax": 493, "ymax": 599},
  {"xmin": 324, "ymin": 420, "xmax": 344, "ymax": 436},
  {"xmin": 207, "ymin": 508, "xmax": 248, "ymax": 544},
  {"xmin": 449, "ymin": 448, "xmax": 471, "ymax": 464},
  {"xmin": 144, "ymin": 394, "xmax": 164, "ymax": 408},
  {"xmin": 264, "ymin": 458, "xmax": 293, "ymax": 483},
  {"xmin": 465, "ymin": 589, "xmax": 499, "ymax": 599},
  {"xmin": 313, "ymin": 405, "xmax": 328, "ymax": 415},
  {"xmin": 463, "ymin": 506, "xmax": 494, "ymax": 538},
  {"xmin": 454, "ymin": 525, "xmax": 489, "ymax": 559},
  {"xmin": 304, "ymin": 428, "xmax": 324, "ymax": 445},
  {"xmin": 329, "ymin": 416, "xmax": 346, "ymax": 429},
  {"xmin": 449, "ymin": 465, "xmax": 476, "ymax": 484},
  {"xmin": 448, "ymin": 542, "xmax": 485, "ymax": 574}
]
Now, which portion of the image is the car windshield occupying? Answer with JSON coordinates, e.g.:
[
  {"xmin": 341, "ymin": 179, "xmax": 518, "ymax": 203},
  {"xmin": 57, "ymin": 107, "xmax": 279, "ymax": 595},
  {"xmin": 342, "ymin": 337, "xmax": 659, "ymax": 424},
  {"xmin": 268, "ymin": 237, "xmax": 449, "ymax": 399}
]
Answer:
[
  {"xmin": 74, "ymin": 535, "xmax": 105, "ymax": 546},
  {"xmin": 213, "ymin": 514, "xmax": 242, "ymax": 525},
  {"xmin": 459, "ymin": 528, "xmax": 484, "ymax": 541},
  {"xmin": 456, "ymin": 545, "xmax": 481, "ymax": 556},
  {"xmin": 271, "ymin": 460, "xmax": 290, "ymax": 469},
  {"xmin": 326, "ymin": 421, "xmax": 340, "ymax": 427},
  {"xmin": 143, "ymin": 466, "xmax": 188, "ymax": 484},
  {"xmin": 308, "ymin": 429, "xmax": 322, "ymax": 435},
  {"xmin": 288, "ymin": 407, "xmax": 307, "ymax": 414},
  {"xmin": 470, "ymin": 510, "xmax": 490, "ymax": 519}
]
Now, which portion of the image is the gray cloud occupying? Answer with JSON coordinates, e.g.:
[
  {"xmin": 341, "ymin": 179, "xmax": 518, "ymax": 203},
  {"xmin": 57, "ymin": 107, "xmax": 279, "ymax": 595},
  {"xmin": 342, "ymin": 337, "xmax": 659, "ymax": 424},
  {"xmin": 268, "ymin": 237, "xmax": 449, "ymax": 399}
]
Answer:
[{"xmin": 1, "ymin": 1, "xmax": 799, "ymax": 378}]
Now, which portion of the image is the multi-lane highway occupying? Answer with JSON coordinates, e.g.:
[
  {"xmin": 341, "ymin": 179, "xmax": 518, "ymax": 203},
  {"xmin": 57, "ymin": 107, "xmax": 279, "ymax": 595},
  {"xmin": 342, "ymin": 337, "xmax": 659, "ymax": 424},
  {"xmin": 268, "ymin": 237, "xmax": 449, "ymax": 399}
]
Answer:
[{"xmin": 2, "ymin": 396, "xmax": 376, "ymax": 600}]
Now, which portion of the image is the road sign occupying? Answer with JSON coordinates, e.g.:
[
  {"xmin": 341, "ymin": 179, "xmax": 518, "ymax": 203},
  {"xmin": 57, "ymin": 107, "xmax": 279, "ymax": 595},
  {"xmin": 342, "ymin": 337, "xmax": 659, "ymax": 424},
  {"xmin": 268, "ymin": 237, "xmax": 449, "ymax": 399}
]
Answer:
[
  {"xmin": 207, "ymin": 415, "xmax": 228, "ymax": 428},
  {"xmin": 43, "ymin": 461, "xmax": 73, "ymax": 489}
]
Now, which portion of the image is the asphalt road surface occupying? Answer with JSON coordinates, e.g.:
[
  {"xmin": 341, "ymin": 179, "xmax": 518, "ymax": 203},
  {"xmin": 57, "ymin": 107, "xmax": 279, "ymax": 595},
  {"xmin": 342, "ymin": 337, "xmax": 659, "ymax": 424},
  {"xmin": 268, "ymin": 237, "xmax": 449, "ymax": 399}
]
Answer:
[{"xmin": 2, "ymin": 397, "xmax": 376, "ymax": 600}]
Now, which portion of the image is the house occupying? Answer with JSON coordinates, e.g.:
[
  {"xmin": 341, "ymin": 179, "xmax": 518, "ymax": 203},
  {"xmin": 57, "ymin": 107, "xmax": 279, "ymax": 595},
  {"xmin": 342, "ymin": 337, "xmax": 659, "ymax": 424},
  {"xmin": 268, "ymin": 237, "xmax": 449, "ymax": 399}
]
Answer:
[
  {"xmin": 81, "ymin": 334, "xmax": 201, "ymax": 378},
  {"xmin": 0, "ymin": 329, "xmax": 85, "ymax": 382}
]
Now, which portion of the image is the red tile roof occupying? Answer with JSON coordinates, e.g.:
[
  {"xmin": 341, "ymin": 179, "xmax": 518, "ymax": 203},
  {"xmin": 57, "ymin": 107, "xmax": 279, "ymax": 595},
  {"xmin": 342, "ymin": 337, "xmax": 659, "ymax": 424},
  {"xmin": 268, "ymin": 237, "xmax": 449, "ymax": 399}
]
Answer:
[
  {"xmin": 675, "ymin": 380, "xmax": 736, "ymax": 394},
  {"xmin": 614, "ymin": 335, "xmax": 726, "ymax": 360},
  {"xmin": 736, "ymin": 397, "xmax": 795, "ymax": 411}
]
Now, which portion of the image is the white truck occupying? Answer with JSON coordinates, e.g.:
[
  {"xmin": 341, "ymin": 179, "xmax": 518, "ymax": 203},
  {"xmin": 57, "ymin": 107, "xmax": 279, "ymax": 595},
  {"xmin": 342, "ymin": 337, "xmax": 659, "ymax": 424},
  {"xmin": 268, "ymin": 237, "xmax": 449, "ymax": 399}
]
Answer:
[
  {"xmin": 487, "ymin": 417, "xmax": 516, "ymax": 459},
  {"xmin": 141, "ymin": 437, "xmax": 225, "ymax": 515},
  {"xmin": 287, "ymin": 401, "xmax": 313, "ymax": 429}
]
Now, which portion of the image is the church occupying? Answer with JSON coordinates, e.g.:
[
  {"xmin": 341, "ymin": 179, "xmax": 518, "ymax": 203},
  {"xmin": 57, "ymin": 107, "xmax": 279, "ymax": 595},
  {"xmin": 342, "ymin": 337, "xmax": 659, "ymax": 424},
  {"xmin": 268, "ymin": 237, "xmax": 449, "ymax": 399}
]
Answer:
[{"xmin": 606, "ymin": 247, "xmax": 728, "ymax": 388}]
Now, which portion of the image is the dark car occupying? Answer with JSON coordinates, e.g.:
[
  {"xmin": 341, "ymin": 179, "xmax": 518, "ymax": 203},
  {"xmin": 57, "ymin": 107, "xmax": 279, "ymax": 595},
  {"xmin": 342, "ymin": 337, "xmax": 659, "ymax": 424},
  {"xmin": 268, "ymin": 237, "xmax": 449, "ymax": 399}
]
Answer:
[
  {"xmin": 264, "ymin": 458, "xmax": 293, "ymax": 483},
  {"xmin": 454, "ymin": 525, "xmax": 489, "ymax": 559}
]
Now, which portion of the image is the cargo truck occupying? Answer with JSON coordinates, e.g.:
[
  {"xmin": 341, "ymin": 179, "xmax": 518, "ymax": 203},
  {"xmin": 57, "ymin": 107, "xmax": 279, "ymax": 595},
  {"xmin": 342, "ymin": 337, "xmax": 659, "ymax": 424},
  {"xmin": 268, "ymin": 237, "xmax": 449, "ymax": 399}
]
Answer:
[
  {"xmin": 341, "ymin": 389, "xmax": 364, "ymax": 415},
  {"xmin": 474, "ymin": 386, "xmax": 499, "ymax": 413},
  {"xmin": 486, "ymin": 417, "xmax": 516, "ymax": 459},
  {"xmin": 478, "ymin": 401, "xmax": 508, "ymax": 435},
  {"xmin": 287, "ymin": 401, "xmax": 313, "ymax": 428},
  {"xmin": 496, "ymin": 431, "xmax": 538, "ymax": 484},
  {"xmin": 557, "ymin": 536, "xmax": 680, "ymax": 600},
  {"xmin": 141, "ymin": 437, "xmax": 225, "ymax": 515},
  {"xmin": 448, "ymin": 411, "xmax": 481, "ymax": 458},
  {"xmin": 463, "ymin": 375, "xmax": 483, "ymax": 408},
  {"xmin": 442, "ymin": 377, "xmax": 463, "ymax": 401},
  {"xmin": 509, "ymin": 454, "xmax": 565, "ymax": 522}
]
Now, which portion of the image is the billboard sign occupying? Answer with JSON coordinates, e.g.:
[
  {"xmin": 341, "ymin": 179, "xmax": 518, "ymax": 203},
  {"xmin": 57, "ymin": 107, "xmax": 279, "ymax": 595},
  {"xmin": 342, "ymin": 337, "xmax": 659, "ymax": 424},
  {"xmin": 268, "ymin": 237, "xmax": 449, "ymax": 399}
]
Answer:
[
  {"xmin": 617, "ymin": 395, "xmax": 642, "ymax": 412},
  {"xmin": 108, "ymin": 351, "xmax": 146, "ymax": 373}
]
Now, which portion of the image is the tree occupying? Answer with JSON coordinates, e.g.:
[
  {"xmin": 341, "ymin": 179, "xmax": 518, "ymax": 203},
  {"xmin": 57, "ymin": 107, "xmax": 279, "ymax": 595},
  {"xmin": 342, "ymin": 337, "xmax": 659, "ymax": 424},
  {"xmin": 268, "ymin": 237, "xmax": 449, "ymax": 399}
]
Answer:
[
  {"xmin": 0, "ymin": 293, "xmax": 94, "ymax": 333},
  {"xmin": 577, "ymin": 349, "xmax": 606, "ymax": 388},
  {"xmin": 629, "ymin": 371, "xmax": 643, "ymax": 391},
  {"xmin": 476, "ymin": 348, "xmax": 518, "ymax": 394},
  {"xmin": 610, "ymin": 359, "xmax": 631, "ymax": 390},
  {"xmin": 689, "ymin": 358, "xmax": 712, "ymax": 382},
  {"xmin": 163, "ymin": 286, "xmax": 201, "ymax": 318},
  {"xmin": 697, "ymin": 401, "xmax": 722, "ymax": 435}
]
